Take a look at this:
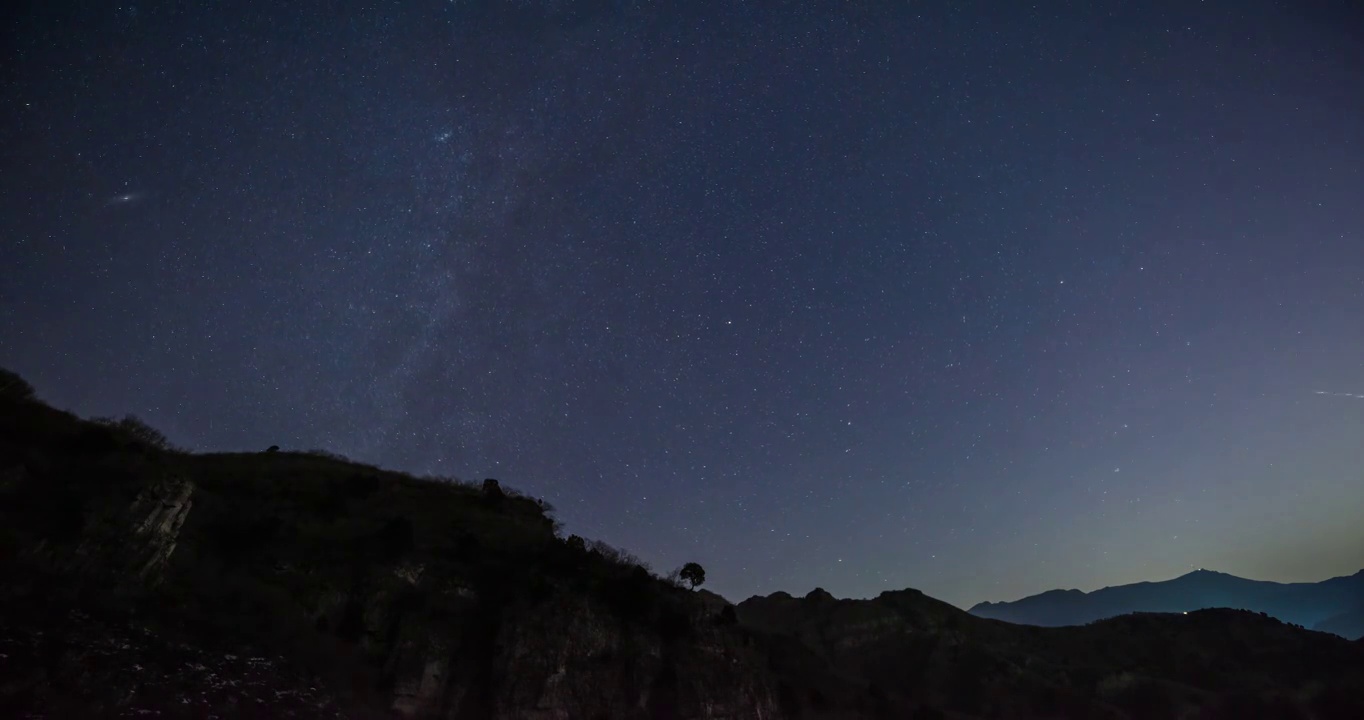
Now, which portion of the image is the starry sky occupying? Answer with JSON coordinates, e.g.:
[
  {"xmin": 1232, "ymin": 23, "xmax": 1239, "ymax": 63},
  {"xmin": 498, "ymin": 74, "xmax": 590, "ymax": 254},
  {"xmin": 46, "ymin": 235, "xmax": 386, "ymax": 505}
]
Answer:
[{"xmin": 2, "ymin": 0, "xmax": 1362, "ymax": 609}]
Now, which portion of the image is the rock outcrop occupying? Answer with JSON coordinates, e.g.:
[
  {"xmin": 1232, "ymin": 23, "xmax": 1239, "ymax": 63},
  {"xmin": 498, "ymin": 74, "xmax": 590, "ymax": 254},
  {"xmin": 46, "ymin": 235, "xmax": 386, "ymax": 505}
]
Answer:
[{"xmin": 65, "ymin": 473, "xmax": 195, "ymax": 583}]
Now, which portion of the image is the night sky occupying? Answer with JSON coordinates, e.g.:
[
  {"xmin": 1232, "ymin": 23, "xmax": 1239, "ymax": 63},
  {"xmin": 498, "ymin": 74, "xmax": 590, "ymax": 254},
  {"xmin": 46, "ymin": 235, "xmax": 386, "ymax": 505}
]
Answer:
[{"xmin": 2, "ymin": 0, "xmax": 1362, "ymax": 609}]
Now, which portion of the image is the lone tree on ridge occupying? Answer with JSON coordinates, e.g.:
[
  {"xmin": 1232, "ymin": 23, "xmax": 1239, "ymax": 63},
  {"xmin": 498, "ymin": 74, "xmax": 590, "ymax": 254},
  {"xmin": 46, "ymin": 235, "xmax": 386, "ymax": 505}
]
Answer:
[{"xmin": 679, "ymin": 562, "xmax": 706, "ymax": 590}]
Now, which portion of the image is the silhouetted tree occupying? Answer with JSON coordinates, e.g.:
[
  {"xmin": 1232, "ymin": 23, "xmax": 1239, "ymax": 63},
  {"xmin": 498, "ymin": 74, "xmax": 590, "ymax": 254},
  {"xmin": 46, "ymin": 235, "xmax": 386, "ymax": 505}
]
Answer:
[
  {"xmin": 481, "ymin": 478, "xmax": 505, "ymax": 506},
  {"xmin": 0, "ymin": 368, "xmax": 35, "ymax": 400},
  {"xmin": 93, "ymin": 414, "xmax": 173, "ymax": 450},
  {"xmin": 587, "ymin": 539, "xmax": 647, "ymax": 569},
  {"xmin": 679, "ymin": 562, "xmax": 706, "ymax": 590},
  {"xmin": 566, "ymin": 534, "xmax": 587, "ymax": 553},
  {"xmin": 266, "ymin": 445, "xmax": 280, "ymax": 453}
]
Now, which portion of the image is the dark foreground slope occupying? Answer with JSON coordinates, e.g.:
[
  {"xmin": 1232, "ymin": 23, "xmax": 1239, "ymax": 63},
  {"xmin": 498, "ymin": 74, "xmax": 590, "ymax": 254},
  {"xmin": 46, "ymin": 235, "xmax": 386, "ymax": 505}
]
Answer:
[
  {"xmin": 968, "ymin": 569, "xmax": 1364, "ymax": 638},
  {"xmin": 3, "ymin": 373, "xmax": 1363, "ymax": 719},
  {"xmin": 0, "ymin": 388, "xmax": 786, "ymax": 718}
]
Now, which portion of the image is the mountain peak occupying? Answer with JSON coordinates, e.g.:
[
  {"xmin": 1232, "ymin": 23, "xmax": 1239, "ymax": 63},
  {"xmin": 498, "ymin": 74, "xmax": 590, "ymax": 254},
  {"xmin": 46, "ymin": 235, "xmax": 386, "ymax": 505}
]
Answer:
[
  {"xmin": 1038, "ymin": 588, "xmax": 1086, "ymax": 597},
  {"xmin": 1181, "ymin": 568, "xmax": 1229, "ymax": 578},
  {"xmin": 969, "ymin": 568, "xmax": 1364, "ymax": 639},
  {"xmin": 805, "ymin": 587, "xmax": 836, "ymax": 602}
]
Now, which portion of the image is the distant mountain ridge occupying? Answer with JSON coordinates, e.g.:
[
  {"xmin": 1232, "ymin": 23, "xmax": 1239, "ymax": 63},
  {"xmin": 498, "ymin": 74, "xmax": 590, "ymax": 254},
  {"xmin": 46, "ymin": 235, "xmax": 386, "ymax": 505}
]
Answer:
[
  {"xmin": 1317, "ymin": 608, "xmax": 1364, "ymax": 640},
  {"xmin": 969, "ymin": 568, "xmax": 1364, "ymax": 639}
]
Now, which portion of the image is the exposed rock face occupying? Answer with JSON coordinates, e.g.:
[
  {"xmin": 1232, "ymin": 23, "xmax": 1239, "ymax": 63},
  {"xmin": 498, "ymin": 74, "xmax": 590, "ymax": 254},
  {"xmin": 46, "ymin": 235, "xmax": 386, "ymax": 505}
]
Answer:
[
  {"xmin": 395, "ymin": 561, "xmax": 426, "ymax": 586},
  {"xmin": 128, "ymin": 474, "xmax": 195, "ymax": 580},
  {"xmin": 70, "ymin": 473, "xmax": 195, "ymax": 584},
  {"xmin": 304, "ymin": 571, "xmax": 780, "ymax": 719},
  {"xmin": 484, "ymin": 594, "xmax": 779, "ymax": 720},
  {"xmin": 389, "ymin": 643, "xmax": 448, "ymax": 718}
]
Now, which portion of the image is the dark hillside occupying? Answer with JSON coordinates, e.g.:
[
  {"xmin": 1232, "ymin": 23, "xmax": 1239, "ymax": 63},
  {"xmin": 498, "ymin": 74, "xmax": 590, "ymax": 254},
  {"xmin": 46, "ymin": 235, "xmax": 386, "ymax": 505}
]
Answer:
[
  {"xmin": 0, "ymin": 377, "xmax": 781, "ymax": 718},
  {"xmin": 3, "ymin": 369, "xmax": 1363, "ymax": 719}
]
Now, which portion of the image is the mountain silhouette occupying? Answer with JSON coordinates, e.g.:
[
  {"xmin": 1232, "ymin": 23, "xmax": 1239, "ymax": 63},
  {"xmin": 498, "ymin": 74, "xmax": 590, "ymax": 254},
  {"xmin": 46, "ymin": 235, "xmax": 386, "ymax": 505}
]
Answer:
[
  {"xmin": 970, "ymin": 568, "xmax": 1364, "ymax": 638},
  {"xmin": 1317, "ymin": 607, "xmax": 1364, "ymax": 640}
]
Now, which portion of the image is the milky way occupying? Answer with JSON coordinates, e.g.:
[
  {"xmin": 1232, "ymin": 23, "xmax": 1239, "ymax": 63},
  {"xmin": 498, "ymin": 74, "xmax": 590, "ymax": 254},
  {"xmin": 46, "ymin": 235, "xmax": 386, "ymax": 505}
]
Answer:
[{"xmin": 2, "ymin": 0, "xmax": 1362, "ymax": 607}]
